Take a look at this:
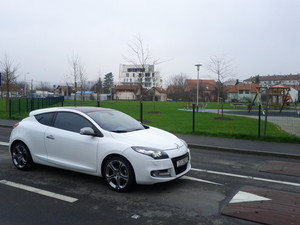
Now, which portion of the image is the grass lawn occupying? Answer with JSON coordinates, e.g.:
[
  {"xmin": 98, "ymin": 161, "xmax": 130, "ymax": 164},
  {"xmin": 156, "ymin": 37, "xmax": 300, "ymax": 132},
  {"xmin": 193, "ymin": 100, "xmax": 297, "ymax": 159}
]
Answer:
[{"xmin": 1, "ymin": 98, "xmax": 299, "ymax": 143}]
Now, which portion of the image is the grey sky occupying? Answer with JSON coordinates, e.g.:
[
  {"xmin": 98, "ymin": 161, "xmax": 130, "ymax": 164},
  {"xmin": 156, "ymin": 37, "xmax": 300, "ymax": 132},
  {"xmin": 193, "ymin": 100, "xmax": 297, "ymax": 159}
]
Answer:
[{"xmin": 1, "ymin": 0, "xmax": 299, "ymax": 87}]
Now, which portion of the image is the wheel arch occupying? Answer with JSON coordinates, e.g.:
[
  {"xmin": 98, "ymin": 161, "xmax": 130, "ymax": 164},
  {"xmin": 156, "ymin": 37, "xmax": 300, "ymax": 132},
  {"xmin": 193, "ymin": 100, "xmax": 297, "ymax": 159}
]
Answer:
[
  {"xmin": 100, "ymin": 153, "xmax": 135, "ymax": 180},
  {"xmin": 10, "ymin": 140, "xmax": 29, "ymax": 153}
]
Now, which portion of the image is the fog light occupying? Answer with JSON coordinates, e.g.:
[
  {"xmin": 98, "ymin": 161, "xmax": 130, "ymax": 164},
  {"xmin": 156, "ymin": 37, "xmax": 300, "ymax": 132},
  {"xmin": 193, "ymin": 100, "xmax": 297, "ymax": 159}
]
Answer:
[{"xmin": 151, "ymin": 169, "xmax": 171, "ymax": 177}]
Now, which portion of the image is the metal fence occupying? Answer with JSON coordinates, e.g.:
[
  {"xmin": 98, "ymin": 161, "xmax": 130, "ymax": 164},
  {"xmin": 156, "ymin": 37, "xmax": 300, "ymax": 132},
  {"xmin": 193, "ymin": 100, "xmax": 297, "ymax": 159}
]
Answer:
[{"xmin": 9, "ymin": 97, "xmax": 64, "ymax": 118}]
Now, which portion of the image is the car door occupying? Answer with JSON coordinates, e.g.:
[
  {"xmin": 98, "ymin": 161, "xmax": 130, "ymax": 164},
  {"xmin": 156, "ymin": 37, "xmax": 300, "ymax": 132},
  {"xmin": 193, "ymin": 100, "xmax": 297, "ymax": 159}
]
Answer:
[{"xmin": 44, "ymin": 112, "xmax": 99, "ymax": 173}]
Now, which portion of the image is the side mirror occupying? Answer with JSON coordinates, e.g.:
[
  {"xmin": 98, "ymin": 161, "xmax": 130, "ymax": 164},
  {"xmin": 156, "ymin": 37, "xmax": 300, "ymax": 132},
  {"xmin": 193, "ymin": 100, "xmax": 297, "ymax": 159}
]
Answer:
[{"xmin": 80, "ymin": 127, "xmax": 96, "ymax": 136}]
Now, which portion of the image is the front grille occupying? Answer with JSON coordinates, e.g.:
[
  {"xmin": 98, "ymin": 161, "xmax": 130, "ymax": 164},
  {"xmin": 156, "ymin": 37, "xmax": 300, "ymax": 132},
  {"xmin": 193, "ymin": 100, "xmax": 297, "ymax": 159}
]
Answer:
[{"xmin": 171, "ymin": 152, "xmax": 189, "ymax": 175}]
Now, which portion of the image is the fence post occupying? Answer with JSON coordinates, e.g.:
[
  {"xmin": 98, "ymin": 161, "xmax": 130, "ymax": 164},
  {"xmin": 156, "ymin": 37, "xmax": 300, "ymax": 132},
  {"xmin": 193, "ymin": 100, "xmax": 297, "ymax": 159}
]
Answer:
[
  {"xmin": 258, "ymin": 104, "xmax": 261, "ymax": 137},
  {"xmin": 192, "ymin": 104, "xmax": 196, "ymax": 133},
  {"xmin": 18, "ymin": 98, "xmax": 21, "ymax": 114},
  {"xmin": 9, "ymin": 99, "xmax": 12, "ymax": 118},
  {"xmin": 264, "ymin": 88, "xmax": 270, "ymax": 136},
  {"xmin": 26, "ymin": 98, "xmax": 29, "ymax": 112},
  {"xmin": 140, "ymin": 102, "xmax": 143, "ymax": 123},
  {"xmin": 31, "ymin": 98, "xmax": 34, "ymax": 111}
]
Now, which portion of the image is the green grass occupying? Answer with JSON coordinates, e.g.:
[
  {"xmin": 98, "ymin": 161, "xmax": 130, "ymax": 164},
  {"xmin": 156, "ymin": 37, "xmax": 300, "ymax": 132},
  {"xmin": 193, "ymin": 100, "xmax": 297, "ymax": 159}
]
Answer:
[
  {"xmin": 65, "ymin": 100, "xmax": 300, "ymax": 143},
  {"xmin": 1, "ymin": 98, "xmax": 300, "ymax": 143}
]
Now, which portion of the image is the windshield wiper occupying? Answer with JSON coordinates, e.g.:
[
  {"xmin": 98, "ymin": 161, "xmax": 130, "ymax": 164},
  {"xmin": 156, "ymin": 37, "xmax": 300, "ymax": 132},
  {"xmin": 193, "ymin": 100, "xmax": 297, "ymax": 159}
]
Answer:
[
  {"xmin": 111, "ymin": 128, "xmax": 143, "ymax": 133},
  {"xmin": 111, "ymin": 130, "xmax": 128, "ymax": 133}
]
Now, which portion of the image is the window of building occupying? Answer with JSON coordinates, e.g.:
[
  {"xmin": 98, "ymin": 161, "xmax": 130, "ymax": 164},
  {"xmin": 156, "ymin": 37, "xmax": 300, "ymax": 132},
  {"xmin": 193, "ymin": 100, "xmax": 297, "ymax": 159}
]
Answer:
[
  {"xmin": 127, "ymin": 68, "xmax": 145, "ymax": 73},
  {"xmin": 245, "ymin": 90, "xmax": 250, "ymax": 94},
  {"xmin": 239, "ymin": 90, "xmax": 243, "ymax": 94},
  {"xmin": 126, "ymin": 73, "xmax": 129, "ymax": 77}
]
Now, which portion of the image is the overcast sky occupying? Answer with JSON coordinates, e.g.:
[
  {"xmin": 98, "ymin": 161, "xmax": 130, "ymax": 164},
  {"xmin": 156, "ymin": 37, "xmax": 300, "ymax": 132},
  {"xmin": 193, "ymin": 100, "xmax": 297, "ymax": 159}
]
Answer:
[{"xmin": 1, "ymin": 0, "xmax": 299, "ymax": 87}]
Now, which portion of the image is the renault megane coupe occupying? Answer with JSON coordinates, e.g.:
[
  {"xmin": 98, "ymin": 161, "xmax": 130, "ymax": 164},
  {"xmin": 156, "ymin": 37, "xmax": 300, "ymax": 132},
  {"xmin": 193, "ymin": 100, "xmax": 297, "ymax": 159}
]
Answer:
[{"xmin": 9, "ymin": 107, "xmax": 191, "ymax": 191}]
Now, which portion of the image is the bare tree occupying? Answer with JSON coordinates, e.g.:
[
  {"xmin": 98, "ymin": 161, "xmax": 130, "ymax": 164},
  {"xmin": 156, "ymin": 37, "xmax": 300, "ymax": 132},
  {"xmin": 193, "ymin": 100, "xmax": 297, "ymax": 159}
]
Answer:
[
  {"xmin": 15, "ymin": 81, "xmax": 26, "ymax": 96},
  {"xmin": 78, "ymin": 62, "xmax": 87, "ymax": 105},
  {"xmin": 0, "ymin": 54, "xmax": 19, "ymax": 111},
  {"xmin": 124, "ymin": 34, "xmax": 160, "ymax": 101},
  {"xmin": 69, "ymin": 53, "xmax": 80, "ymax": 106},
  {"xmin": 167, "ymin": 73, "xmax": 188, "ymax": 101},
  {"xmin": 206, "ymin": 55, "xmax": 235, "ymax": 114},
  {"xmin": 36, "ymin": 81, "xmax": 51, "ymax": 91}
]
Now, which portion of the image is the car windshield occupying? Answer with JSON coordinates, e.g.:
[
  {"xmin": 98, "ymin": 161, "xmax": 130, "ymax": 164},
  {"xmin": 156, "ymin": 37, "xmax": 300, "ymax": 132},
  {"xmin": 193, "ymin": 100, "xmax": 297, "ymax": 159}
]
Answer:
[{"xmin": 87, "ymin": 110, "xmax": 145, "ymax": 133}]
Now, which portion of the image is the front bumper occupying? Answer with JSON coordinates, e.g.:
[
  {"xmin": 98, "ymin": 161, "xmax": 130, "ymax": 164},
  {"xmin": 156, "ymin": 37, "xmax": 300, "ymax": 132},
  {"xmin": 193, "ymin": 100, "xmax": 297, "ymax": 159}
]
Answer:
[{"xmin": 124, "ymin": 147, "xmax": 191, "ymax": 185}]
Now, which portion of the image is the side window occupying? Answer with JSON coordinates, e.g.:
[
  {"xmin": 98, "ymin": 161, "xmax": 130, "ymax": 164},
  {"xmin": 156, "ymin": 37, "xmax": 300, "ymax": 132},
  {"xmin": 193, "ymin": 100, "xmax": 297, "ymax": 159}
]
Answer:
[
  {"xmin": 53, "ymin": 112, "xmax": 93, "ymax": 133},
  {"xmin": 35, "ymin": 113, "xmax": 55, "ymax": 126}
]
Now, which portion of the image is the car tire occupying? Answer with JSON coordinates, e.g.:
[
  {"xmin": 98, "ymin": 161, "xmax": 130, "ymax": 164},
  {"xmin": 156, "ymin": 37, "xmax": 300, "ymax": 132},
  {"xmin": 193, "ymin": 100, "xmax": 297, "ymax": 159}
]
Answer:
[
  {"xmin": 11, "ymin": 142, "xmax": 34, "ymax": 171},
  {"xmin": 104, "ymin": 156, "xmax": 135, "ymax": 192}
]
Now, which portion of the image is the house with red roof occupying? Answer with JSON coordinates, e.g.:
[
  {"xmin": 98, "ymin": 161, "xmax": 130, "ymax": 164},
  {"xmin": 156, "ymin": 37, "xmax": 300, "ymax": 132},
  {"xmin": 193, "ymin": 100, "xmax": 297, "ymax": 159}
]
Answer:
[
  {"xmin": 184, "ymin": 79, "xmax": 217, "ymax": 102},
  {"xmin": 113, "ymin": 85, "xmax": 141, "ymax": 100},
  {"xmin": 226, "ymin": 83, "xmax": 260, "ymax": 102}
]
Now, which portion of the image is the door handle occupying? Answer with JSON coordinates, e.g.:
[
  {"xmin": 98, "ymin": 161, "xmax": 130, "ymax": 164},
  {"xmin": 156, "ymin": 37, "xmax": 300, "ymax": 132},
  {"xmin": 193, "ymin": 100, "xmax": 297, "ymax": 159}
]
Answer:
[{"xmin": 46, "ymin": 135, "xmax": 55, "ymax": 140}]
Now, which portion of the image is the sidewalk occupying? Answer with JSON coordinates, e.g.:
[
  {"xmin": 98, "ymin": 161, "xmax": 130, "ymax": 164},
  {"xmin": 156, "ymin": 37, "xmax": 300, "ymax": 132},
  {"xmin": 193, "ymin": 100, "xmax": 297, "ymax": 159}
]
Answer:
[
  {"xmin": 176, "ymin": 134, "xmax": 300, "ymax": 159},
  {"xmin": 1, "ymin": 119, "xmax": 300, "ymax": 159}
]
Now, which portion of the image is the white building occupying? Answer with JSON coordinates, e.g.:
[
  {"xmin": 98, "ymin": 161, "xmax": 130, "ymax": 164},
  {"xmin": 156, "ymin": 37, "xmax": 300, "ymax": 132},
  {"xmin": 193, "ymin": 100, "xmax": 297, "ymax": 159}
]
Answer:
[
  {"xmin": 119, "ymin": 64, "xmax": 162, "ymax": 88},
  {"xmin": 244, "ymin": 74, "xmax": 300, "ymax": 86}
]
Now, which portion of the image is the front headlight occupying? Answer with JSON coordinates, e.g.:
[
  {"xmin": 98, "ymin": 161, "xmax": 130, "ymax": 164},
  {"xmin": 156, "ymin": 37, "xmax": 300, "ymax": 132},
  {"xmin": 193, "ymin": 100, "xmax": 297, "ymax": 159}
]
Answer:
[{"xmin": 132, "ymin": 146, "xmax": 169, "ymax": 159}]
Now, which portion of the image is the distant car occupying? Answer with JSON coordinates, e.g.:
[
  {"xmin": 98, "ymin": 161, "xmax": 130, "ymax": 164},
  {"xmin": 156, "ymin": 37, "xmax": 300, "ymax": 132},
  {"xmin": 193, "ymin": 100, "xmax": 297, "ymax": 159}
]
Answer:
[{"xmin": 9, "ymin": 107, "xmax": 191, "ymax": 191}]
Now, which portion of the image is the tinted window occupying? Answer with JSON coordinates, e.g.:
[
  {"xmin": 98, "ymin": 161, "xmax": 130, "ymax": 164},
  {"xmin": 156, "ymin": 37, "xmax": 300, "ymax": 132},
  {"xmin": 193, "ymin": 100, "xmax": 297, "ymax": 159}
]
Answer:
[
  {"xmin": 54, "ymin": 112, "xmax": 93, "ymax": 133},
  {"xmin": 35, "ymin": 113, "xmax": 55, "ymax": 126}
]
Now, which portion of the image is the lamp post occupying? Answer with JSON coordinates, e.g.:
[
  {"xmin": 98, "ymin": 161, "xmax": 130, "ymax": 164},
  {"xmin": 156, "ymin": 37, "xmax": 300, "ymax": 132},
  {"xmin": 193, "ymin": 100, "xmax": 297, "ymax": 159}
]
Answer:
[{"xmin": 195, "ymin": 64, "xmax": 202, "ymax": 109}]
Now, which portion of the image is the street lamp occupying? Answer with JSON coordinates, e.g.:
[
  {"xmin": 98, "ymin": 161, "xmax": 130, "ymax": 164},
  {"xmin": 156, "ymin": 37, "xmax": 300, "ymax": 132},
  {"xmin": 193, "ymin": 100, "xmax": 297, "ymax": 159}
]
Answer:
[{"xmin": 195, "ymin": 64, "xmax": 202, "ymax": 109}]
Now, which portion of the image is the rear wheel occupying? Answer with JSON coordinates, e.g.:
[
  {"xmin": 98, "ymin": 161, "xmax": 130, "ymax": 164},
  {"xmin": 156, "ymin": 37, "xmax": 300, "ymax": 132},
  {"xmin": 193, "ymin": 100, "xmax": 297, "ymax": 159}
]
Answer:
[
  {"xmin": 104, "ymin": 156, "xmax": 135, "ymax": 192},
  {"xmin": 11, "ymin": 142, "xmax": 33, "ymax": 170}
]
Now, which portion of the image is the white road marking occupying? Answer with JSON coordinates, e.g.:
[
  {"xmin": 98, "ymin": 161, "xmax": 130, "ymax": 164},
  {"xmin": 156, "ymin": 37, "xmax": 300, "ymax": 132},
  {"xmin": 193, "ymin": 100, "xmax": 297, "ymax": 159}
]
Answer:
[
  {"xmin": 229, "ymin": 191, "xmax": 271, "ymax": 204},
  {"xmin": 0, "ymin": 141, "xmax": 9, "ymax": 146},
  {"xmin": 191, "ymin": 168, "xmax": 300, "ymax": 187},
  {"xmin": 181, "ymin": 175, "xmax": 223, "ymax": 186},
  {"xmin": 0, "ymin": 180, "xmax": 78, "ymax": 203}
]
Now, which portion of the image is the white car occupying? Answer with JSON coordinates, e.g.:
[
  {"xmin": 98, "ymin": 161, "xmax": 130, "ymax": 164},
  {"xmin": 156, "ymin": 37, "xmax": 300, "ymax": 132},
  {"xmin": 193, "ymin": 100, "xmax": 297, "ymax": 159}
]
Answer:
[{"xmin": 9, "ymin": 107, "xmax": 191, "ymax": 191}]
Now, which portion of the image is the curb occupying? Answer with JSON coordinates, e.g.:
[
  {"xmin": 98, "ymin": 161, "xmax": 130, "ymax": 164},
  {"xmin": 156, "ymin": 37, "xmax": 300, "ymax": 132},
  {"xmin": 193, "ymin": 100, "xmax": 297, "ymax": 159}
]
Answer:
[{"xmin": 188, "ymin": 143, "xmax": 300, "ymax": 160}]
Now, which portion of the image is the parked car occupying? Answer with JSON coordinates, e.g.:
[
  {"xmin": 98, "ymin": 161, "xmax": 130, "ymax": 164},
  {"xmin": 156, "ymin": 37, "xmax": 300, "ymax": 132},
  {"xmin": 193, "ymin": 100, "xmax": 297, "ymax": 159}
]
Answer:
[{"xmin": 9, "ymin": 107, "xmax": 191, "ymax": 191}]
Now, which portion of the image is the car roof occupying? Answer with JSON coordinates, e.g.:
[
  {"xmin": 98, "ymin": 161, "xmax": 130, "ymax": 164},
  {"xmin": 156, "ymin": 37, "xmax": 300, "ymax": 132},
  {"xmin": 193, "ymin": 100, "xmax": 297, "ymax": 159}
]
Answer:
[{"xmin": 29, "ymin": 107, "xmax": 113, "ymax": 116}]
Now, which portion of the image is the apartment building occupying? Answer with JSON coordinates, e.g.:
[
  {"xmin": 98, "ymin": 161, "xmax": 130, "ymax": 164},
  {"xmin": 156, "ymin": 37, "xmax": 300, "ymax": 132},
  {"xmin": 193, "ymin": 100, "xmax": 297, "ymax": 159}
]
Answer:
[{"xmin": 119, "ymin": 64, "xmax": 162, "ymax": 88}]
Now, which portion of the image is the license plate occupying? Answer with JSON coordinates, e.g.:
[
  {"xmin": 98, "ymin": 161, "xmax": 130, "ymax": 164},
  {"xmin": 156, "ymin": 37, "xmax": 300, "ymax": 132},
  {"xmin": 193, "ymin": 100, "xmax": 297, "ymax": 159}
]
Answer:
[{"xmin": 176, "ymin": 156, "xmax": 189, "ymax": 167}]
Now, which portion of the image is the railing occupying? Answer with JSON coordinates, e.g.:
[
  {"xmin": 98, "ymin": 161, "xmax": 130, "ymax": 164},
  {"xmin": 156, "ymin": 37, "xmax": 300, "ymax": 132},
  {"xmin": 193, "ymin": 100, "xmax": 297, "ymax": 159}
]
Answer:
[{"xmin": 9, "ymin": 97, "xmax": 64, "ymax": 118}]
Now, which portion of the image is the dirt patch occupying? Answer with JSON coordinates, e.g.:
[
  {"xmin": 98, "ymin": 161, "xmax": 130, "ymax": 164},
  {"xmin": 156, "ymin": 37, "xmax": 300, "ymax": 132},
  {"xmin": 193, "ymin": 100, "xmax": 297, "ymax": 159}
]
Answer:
[{"xmin": 213, "ymin": 117, "xmax": 232, "ymax": 121}]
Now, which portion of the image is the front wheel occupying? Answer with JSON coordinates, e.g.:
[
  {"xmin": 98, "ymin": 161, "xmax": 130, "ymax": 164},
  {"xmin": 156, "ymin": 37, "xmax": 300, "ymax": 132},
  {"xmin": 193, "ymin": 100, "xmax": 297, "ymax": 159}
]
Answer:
[
  {"xmin": 104, "ymin": 156, "xmax": 135, "ymax": 192},
  {"xmin": 11, "ymin": 142, "xmax": 33, "ymax": 170}
]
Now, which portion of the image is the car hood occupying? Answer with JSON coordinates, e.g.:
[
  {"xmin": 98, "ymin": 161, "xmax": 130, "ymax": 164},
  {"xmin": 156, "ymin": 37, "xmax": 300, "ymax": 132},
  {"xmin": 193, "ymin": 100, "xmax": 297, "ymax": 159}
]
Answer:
[{"xmin": 110, "ymin": 126, "xmax": 184, "ymax": 150}]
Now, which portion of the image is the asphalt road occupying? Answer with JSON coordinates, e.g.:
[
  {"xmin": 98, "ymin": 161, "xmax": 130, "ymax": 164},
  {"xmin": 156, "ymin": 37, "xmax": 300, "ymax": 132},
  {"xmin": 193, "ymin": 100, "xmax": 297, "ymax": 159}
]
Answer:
[
  {"xmin": 0, "ymin": 127, "xmax": 11, "ymax": 142},
  {"xmin": 1, "ymin": 128, "xmax": 300, "ymax": 225}
]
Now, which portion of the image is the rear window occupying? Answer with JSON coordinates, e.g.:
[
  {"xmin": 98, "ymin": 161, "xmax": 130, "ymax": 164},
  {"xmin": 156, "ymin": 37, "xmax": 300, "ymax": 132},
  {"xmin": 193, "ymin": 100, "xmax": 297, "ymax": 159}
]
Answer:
[{"xmin": 34, "ymin": 112, "xmax": 55, "ymax": 126}]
